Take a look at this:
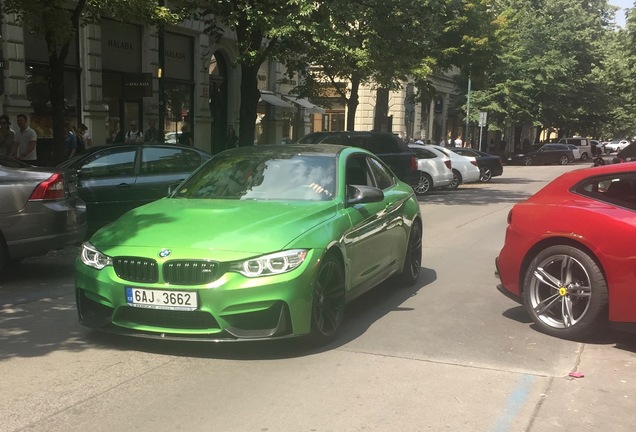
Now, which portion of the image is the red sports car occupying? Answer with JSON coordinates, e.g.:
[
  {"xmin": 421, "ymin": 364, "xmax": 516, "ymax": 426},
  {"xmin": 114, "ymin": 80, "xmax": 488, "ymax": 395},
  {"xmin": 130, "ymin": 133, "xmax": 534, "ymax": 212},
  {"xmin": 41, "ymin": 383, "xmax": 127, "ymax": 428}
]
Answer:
[{"xmin": 496, "ymin": 163, "xmax": 636, "ymax": 338}]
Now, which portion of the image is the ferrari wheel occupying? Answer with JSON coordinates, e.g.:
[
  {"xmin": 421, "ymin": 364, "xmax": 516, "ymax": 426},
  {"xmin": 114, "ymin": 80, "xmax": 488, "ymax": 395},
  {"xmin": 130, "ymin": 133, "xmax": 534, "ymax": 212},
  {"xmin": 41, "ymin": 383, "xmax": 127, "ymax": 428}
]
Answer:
[
  {"xmin": 309, "ymin": 253, "xmax": 345, "ymax": 345},
  {"xmin": 522, "ymin": 245, "xmax": 608, "ymax": 339}
]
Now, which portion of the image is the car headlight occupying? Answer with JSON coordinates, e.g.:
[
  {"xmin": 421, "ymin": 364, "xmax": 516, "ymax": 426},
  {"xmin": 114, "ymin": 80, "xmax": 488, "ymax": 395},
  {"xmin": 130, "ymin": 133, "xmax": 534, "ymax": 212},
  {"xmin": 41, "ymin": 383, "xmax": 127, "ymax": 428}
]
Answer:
[
  {"xmin": 80, "ymin": 242, "xmax": 112, "ymax": 270},
  {"xmin": 231, "ymin": 249, "xmax": 308, "ymax": 277}
]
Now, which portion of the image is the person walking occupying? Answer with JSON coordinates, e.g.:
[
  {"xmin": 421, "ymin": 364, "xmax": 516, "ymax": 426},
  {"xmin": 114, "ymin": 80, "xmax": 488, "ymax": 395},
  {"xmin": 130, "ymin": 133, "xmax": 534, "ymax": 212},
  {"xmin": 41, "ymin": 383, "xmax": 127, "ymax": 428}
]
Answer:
[
  {"xmin": 13, "ymin": 114, "xmax": 38, "ymax": 164},
  {"xmin": 79, "ymin": 123, "xmax": 92, "ymax": 148},
  {"xmin": 124, "ymin": 120, "xmax": 143, "ymax": 143},
  {"xmin": 0, "ymin": 115, "xmax": 16, "ymax": 156},
  {"xmin": 64, "ymin": 121, "xmax": 78, "ymax": 159},
  {"xmin": 178, "ymin": 124, "xmax": 193, "ymax": 147}
]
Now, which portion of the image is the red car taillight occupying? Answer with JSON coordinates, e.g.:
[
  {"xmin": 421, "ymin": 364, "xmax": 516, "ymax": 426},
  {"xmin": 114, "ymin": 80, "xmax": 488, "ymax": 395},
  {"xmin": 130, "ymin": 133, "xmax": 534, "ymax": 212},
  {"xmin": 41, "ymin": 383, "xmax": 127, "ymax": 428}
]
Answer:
[
  {"xmin": 410, "ymin": 155, "xmax": 418, "ymax": 171},
  {"xmin": 29, "ymin": 173, "xmax": 66, "ymax": 201},
  {"xmin": 444, "ymin": 160, "xmax": 452, "ymax": 170},
  {"xmin": 470, "ymin": 160, "xmax": 478, "ymax": 167}
]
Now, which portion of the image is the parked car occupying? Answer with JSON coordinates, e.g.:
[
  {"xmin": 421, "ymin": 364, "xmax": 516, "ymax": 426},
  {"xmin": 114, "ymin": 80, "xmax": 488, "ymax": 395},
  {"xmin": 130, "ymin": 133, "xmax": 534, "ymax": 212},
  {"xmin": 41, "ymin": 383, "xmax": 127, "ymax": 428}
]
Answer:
[
  {"xmin": 57, "ymin": 144, "xmax": 212, "ymax": 234},
  {"xmin": 604, "ymin": 139, "xmax": 631, "ymax": 153},
  {"xmin": 557, "ymin": 137, "xmax": 593, "ymax": 160},
  {"xmin": 297, "ymin": 131, "xmax": 419, "ymax": 188},
  {"xmin": 564, "ymin": 144, "xmax": 581, "ymax": 160},
  {"xmin": 613, "ymin": 143, "xmax": 636, "ymax": 163},
  {"xmin": 0, "ymin": 155, "xmax": 87, "ymax": 275},
  {"xmin": 449, "ymin": 148, "xmax": 503, "ymax": 182},
  {"xmin": 75, "ymin": 144, "xmax": 423, "ymax": 344},
  {"xmin": 428, "ymin": 144, "xmax": 481, "ymax": 189},
  {"xmin": 496, "ymin": 163, "xmax": 636, "ymax": 338},
  {"xmin": 407, "ymin": 144, "xmax": 453, "ymax": 194},
  {"xmin": 164, "ymin": 132, "xmax": 182, "ymax": 144},
  {"xmin": 507, "ymin": 144, "xmax": 574, "ymax": 166},
  {"xmin": 589, "ymin": 139, "xmax": 604, "ymax": 157}
]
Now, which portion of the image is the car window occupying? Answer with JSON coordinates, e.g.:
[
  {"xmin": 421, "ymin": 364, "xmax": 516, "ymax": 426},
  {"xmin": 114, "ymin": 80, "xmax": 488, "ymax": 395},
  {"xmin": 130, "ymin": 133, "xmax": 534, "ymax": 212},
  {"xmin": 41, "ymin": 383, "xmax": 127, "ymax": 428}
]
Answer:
[
  {"xmin": 349, "ymin": 136, "xmax": 376, "ymax": 153},
  {"xmin": 140, "ymin": 147, "xmax": 202, "ymax": 175},
  {"xmin": 576, "ymin": 174, "xmax": 636, "ymax": 211},
  {"xmin": 371, "ymin": 134, "xmax": 400, "ymax": 153},
  {"xmin": 412, "ymin": 148, "xmax": 436, "ymax": 159},
  {"xmin": 173, "ymin": 153, "xmax": 335, "ymax": 201},
  {"xmin": 79, "ymin": 147, "xmax": 137, "ymax": 179},
  {"xmin": 367, "ymin": 156, "xmax": 396, "ymax": 190}
]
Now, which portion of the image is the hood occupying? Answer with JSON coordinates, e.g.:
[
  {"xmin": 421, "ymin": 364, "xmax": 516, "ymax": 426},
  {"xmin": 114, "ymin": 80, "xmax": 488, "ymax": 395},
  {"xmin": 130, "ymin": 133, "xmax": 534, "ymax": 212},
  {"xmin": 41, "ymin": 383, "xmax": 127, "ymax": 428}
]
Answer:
[{"xmin": 91, "ymin": 198, "xmax": 338, "ymax": 255}]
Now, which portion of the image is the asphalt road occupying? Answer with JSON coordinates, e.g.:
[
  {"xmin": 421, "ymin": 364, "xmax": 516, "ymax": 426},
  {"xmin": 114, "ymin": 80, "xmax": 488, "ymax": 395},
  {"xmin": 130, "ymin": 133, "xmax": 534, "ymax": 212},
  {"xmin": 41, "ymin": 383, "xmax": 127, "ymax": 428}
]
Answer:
[{"xmin": 1, "ymin": 162, "xmax": 635, "ymax": 432}]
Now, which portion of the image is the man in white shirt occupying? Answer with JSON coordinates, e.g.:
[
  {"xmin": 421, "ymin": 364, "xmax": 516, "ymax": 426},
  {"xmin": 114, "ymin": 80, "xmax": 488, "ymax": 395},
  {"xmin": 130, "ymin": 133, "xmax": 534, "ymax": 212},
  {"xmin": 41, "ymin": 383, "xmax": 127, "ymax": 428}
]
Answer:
[
  {"xmin": 13, "ymin": 114, "xmax": 38, "ymax": 163},
  {"xmin": 125, "ymin": 120, "xmax": 144, "ymax": 143}
]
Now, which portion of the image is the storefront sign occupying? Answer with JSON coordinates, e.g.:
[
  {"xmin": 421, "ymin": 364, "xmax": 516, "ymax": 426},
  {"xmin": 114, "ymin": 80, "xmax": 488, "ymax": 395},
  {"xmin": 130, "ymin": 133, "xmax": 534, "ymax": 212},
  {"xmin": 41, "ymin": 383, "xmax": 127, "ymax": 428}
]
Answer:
[
  {"xmin": 164, "ymin": 33, "xmax": 193, "ymax": 80},
  {"xmin": 123, "ymin": 73, "xmax": 153, "ymax": 97},
  {"xmin": 101, "ymin": 20, "xmax": 142, "ymax": 73}
]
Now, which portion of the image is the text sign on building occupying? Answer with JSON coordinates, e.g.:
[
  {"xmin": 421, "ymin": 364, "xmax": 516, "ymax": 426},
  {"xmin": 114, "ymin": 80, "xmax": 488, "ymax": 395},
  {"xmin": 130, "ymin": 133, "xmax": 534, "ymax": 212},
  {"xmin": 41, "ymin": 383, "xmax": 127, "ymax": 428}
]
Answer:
[
  {"xmin": 123, "ymin": 73, "xmax": 153, "ymax": 98},
  {"xmin": 101, "ymin": 20, "xmax": 142, "ymax": 73},
  {"xmin": 164, "ymin": 33, "xmax": 193, "ymax": 80}
]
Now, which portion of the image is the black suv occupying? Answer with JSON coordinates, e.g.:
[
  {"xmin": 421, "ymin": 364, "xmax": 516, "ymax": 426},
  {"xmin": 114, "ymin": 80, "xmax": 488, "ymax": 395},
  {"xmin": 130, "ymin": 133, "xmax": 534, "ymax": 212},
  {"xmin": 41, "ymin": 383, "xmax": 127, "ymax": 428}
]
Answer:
[{"xmin": 297, "ymin": 131, "xmax": 419, "ymax": 187}]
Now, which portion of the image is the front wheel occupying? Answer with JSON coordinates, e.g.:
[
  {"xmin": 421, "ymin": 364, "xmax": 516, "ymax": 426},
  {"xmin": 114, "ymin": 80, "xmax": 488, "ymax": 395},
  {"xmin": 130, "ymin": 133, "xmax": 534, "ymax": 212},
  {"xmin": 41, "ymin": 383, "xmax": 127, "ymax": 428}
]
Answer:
[
  {"xmin": 522, "ymin": 245, "xmax": 608, "ymax": 339},
  {"xmin": 397, "ymin": 221, "xmax": 422, "ymax": 286},
  {"xmin": 308, "ymin": 253, "xmax": 345, "ymax": 345},
  {"xmin": 580, "ymin": 152, "xmax": 589, "ymax": 161},
  {"xmin": 559, "ymin": 155, "xmax": 570, "ymax": 165},
  {"xmin": 523, "ymin": 156, "xmax": 532, "ymax": 166}
]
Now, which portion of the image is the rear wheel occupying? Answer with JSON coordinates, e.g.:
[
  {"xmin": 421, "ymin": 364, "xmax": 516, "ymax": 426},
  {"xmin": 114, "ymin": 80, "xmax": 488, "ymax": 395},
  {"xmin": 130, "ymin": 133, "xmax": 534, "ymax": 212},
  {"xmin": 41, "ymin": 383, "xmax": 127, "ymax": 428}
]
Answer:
[
  {"xmin": 523, "ymin": 156, "xmax": 532, "ymax": 166},
  {"xmin": 580, "ymin": 152, "xmax": 589, "ymax": 161},
  {"xmin": 522, "ymin": 245, "xmax": 608, "ymax": 339},
  {"xmin": 559, "ymin": 155, "xmax": 570, "ymax": 165},
  {"xmin": 398, "ymin": 221, "xmax": 422, "ymax": 286},
  {"xmin": 447, "ymin": 170, "xmax": 461, "ymax": 189},
  {"xmin": 479, "ymin": 167, "xmax": 492, "ymax": 182},
  {"xmin": 413, "ymin": 172, "xmax": 433, "ymax": 195},
  {"xmin": 308, "ymin": 253, "xmax": 345, "ymax": 345}
]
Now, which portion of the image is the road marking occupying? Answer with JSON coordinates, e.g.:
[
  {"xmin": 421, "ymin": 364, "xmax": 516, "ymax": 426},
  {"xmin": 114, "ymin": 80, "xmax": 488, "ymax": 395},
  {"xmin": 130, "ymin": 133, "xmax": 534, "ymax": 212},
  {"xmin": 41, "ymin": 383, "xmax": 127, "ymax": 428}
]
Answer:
[{"xmin": 490, "ymin": 374, "xmax": 536, "ymax": 432}]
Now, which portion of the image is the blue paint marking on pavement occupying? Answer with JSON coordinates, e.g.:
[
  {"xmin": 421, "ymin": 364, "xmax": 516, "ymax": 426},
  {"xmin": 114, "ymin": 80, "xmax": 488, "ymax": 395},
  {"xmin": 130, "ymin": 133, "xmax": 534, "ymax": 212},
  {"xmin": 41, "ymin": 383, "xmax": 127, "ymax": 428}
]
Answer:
[{"xmin": 490, "ymin": 374, "xmax": 536, "ymax": 432}]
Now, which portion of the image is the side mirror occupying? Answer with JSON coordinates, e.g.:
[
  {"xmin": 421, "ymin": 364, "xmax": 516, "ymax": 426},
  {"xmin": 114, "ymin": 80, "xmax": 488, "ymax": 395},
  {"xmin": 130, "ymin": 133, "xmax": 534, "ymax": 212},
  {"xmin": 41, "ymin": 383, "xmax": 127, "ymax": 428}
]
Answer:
[
  {"xmin": 168, "ymin": 180, "xmax": 183, "ymax": 196},
  {"xmin": 347, "ymin": 185, "xmax": 384, "ymax": 205}
]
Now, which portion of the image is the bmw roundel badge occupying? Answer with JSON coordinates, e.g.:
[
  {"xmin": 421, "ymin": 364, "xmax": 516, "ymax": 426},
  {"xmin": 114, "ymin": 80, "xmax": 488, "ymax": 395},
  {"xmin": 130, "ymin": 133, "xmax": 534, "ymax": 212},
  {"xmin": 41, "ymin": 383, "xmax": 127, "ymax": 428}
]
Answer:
[{"xmin": 159, "ymin": 249, "xmax": 171, "ymax": 258}]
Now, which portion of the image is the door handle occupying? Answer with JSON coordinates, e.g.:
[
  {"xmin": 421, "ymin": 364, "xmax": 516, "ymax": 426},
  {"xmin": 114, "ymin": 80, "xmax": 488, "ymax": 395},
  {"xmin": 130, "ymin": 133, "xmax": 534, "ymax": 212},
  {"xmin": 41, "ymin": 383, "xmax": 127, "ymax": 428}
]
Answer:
[{"xmin": 117, "ymin": 183, "xmax": 133, "ymax": 188}]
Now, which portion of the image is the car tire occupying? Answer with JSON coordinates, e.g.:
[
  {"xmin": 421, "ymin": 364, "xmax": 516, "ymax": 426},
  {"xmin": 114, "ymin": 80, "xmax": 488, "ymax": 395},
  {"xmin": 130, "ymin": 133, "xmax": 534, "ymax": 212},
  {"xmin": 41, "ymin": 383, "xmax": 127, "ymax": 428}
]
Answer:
[
  {"xmin": 413, "ymin": 172, "xmax": 433, "ymax": 195},
  {"xmin": 559, "ymin": 155, "xmax": 570, "ymax": 165},
  {"xmin": 580, "ymin": 152, "xmax": 588, "ymax": 161},
  {"xmin": 522, "ymin": 245, "xmax": 608, "ymax": 339},
  {"xmin": 523, "ymin": 156, "xmax": 532, "ymax": 166},
  {"xmin": 308, "ymin": 252, "xmax": 345, "ymax": 345},
  {"xmin": 397, "ymin": 221, "xmax": 422, "ymax": 286},
  {"xmin": 479, "ymin": 167, "xmax": 492, "ymax": 182},
  {"xmin": 447, "ymin": 170, "xmax": 461, "ymax": 189}
]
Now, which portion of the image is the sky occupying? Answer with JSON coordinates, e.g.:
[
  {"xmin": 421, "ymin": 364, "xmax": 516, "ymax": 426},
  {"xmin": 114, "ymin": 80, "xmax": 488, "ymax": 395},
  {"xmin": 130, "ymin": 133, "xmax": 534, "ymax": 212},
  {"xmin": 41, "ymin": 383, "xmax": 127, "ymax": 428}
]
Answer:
[{"xmin": 610, "ymin": 0, "xmax": 633, "ymax": 27}]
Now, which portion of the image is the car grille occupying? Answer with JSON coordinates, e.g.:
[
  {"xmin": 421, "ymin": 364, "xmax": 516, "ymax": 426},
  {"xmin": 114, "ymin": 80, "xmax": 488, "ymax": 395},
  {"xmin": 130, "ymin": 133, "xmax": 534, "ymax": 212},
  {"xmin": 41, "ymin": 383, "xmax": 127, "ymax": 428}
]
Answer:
[
  {"xmin": 113, "ymin": 257, "xmax": 159, "ymax": 283},
  {"xmin": 163, "ymin": 260, "xmax": 219, "ymax": 285}
]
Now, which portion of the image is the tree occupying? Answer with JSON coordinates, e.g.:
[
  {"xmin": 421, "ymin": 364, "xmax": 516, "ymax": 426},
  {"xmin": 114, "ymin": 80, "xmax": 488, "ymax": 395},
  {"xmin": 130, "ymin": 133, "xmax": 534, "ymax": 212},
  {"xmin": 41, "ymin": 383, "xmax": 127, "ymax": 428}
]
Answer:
[
  {"xmin": 2, "ymin": 0, "xmax": 179, "ymax": 165},
  {"xmin": 183, "ymin": 0, "xmax": 315, "ymax": 147}
]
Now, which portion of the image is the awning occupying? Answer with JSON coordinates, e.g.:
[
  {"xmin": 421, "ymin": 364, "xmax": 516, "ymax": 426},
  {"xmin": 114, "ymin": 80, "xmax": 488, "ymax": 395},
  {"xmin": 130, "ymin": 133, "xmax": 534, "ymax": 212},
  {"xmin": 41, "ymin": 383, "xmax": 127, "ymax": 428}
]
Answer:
[
  {"xmin": 283, "ymin": 95, "xmax": 326, "ymax": 113},
  {"xmin": 259, "ymin": 91, "xmax": 294, "ymax": 109}
]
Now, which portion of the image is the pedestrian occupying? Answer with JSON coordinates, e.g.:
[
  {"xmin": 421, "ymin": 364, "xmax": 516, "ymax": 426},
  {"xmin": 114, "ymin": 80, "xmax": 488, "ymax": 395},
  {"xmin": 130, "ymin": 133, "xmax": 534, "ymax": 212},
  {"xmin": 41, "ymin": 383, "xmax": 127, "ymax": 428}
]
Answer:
[
  {"xmin": 124, "ymin": 120, "xmax": 143, "ymax": 143},
  {"xmin": 144, "ymin": 119, "xmax": 160, "ymax": 143},
  {"xmin": 227, "ymin": 126, "xmax": 238, "ymax": 148},
  {"xmin": 79, "ymin": 123, "xmax": 92, "ymax": 148},
  {"xmin": 64, "ymin": 121, "xmax": 78, "ymax": 159},
  {"xmin": 178, "ymin": 124, "xmax": 193, "ymax": 147},
  {"xmin": 0, "ymin": 114, "xmax": 16, "ymax": 156},
  {"xmin": 72, "ymin": 124, "xmax": 85, "ymax": 153},
  {"xmin": 454, "ymin": 135, "xmax": 463, "ymax": 147},
  {"xmin": 13, "ymin": 113, "xmax": 38, "ymax": 163}
]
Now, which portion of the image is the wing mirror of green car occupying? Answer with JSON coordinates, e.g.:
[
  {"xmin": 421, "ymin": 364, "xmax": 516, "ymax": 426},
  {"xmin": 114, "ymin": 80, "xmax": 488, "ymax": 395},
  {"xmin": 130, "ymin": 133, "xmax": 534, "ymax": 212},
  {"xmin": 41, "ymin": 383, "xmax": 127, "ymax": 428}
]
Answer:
[
  {"xmin": 167, "ymin": 180, "xmax": 184, "ymax": 196},
  {"xmin": 346, "ymin": 185, "xmax": 384, "ymax": 206}
]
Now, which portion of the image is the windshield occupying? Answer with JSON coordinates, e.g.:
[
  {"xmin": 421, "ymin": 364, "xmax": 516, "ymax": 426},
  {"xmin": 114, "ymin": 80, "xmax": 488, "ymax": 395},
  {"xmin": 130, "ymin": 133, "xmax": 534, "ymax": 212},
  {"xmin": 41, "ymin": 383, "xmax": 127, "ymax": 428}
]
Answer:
[{"xmin": 172, "ymin": 153, "xmax": 336, "ymax": 201}]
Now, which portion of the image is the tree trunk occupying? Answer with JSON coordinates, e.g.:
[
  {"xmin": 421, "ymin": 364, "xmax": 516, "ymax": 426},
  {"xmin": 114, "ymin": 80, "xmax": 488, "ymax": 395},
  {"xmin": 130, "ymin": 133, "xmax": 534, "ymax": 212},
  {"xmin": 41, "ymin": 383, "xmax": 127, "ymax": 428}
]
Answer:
[
  {"xmin": 374, "ymin": 88, "xmax": 390, "ymax": 132},
  {"xmin": 238, "ymin": 62, "xmax": 261, "ymax": 147},
  {"xmin": 346, "ymin": 76, "xmax": 360, "ymax": 131}
]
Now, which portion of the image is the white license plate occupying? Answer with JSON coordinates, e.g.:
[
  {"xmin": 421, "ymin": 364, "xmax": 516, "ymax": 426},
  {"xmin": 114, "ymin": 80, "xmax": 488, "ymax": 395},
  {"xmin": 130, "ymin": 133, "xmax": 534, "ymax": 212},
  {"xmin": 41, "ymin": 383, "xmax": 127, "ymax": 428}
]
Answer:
[{"xmin": 125, "ymin": 287, "xmax": 198, "ymax": 311}]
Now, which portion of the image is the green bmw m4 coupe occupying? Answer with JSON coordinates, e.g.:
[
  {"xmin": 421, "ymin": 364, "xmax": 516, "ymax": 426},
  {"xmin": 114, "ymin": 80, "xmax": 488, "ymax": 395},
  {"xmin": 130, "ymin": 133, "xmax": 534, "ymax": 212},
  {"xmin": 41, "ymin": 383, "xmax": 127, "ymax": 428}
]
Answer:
[{"xmin": 76, "ymin": 144, "xmax": 422, "ymax": 344}]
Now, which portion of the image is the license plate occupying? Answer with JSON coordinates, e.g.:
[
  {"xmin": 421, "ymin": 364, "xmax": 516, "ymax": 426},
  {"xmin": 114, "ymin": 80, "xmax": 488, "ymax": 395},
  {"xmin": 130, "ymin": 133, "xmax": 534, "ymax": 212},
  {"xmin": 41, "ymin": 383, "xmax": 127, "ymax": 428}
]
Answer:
[{"xmin": 125, "ymin": 287, "xmax": 198, "ymax": 311}]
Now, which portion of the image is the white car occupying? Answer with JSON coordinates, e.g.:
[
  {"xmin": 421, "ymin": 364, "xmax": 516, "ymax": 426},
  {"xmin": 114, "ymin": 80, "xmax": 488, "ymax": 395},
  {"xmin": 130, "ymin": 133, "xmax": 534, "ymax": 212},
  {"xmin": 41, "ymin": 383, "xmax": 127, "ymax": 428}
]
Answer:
[
  {"xmin": 605, "ymin": 139, "xmax": 631, "ymax": 153},
  {"xmin": 408, "ymin": 144, "xmax": 454, "ymax": 194},
  {"xmin": 565, "ymin": 144, "xmax": 581, "ymax": 160},
  {"xmin": 429, "ymin": 145, "xmax": 481, "ymax": 189}
]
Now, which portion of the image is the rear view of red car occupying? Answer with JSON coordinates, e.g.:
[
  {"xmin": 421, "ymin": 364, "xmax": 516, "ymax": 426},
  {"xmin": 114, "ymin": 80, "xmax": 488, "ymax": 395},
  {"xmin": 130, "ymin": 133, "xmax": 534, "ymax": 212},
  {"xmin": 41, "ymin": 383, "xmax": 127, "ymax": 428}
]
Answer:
[{"xmin": 496, "ymin": 163, "xmax": 636, "ymax": 338}]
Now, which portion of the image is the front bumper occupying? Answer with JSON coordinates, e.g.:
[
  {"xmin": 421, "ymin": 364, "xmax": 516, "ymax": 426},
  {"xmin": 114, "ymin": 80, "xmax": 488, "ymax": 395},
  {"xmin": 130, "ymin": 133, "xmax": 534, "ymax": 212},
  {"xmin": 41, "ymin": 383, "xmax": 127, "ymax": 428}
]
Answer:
[{"xmin": 76, "ymin": 249, "xmax": 323, "ymax": 341}]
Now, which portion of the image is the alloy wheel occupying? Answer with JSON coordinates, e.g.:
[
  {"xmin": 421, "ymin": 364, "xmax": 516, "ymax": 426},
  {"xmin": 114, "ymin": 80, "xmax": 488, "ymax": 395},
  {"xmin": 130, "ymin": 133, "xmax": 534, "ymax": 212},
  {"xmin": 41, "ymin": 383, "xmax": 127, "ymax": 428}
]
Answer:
[{"xmin": 311, "ymin": 256, "xmax": 345, "ymax": 339}]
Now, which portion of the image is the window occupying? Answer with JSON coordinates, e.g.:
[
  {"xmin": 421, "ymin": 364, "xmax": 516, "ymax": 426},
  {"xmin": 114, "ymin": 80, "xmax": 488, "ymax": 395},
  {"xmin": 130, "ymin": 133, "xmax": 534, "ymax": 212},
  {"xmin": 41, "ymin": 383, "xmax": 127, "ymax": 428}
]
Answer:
[
  {"xmin": 412, "ymin": 148, "xmax": 436, "ymax": 159},
  {"xmin": 367, "ymin": 157, "xmax": 395, "ymax": 190},
  {"xmin": 346, "ymin": 156, "xmax": 371, "ymax": 187},
  {"xmin": 80, "ymin": 148, "xmax": 137, "ymax": 178},
  {"xmin": 576, "ymin": 174, "xmax": 636, "ymax": 211},
  {"xmin": 140, "ymin": 147, "xmax": 202, "ymax": 175}
]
